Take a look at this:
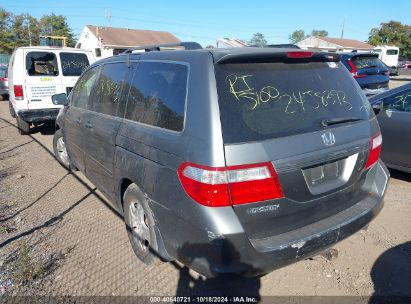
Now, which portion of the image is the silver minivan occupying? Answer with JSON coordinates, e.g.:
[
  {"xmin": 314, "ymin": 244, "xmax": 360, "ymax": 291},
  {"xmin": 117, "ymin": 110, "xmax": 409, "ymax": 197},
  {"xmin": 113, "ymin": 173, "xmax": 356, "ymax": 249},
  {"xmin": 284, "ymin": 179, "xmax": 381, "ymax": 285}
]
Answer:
[{"xmin": 52, "ymin": 45, "xmax": 389, "ymax": 277}]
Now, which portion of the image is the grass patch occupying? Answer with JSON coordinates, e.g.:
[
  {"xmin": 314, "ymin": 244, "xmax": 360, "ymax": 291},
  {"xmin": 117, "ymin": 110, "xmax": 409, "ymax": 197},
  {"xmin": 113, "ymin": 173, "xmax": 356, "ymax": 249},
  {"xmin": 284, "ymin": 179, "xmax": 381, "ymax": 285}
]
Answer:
[
  {"xmin": 0, "ymin": 225, "xmax": 15, "ymax": 234},
  {"xmin": 14, "ymin": 241, "xmax": 45, "ymax": 283}
]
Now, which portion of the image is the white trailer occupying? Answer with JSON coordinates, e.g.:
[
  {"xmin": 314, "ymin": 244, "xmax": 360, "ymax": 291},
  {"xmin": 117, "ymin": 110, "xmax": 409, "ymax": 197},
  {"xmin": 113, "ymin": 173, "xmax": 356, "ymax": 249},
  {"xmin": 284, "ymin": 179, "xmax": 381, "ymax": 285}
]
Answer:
[{"xmin": 373, "ymin": 46, "xmax": 400, "ymax": 68}]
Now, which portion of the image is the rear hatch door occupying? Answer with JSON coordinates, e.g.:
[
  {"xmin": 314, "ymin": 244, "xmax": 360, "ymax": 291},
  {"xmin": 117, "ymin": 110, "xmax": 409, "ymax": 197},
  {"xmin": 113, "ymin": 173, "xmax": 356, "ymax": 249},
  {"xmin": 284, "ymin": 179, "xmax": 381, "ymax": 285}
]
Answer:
[
  {"xmin": 58, "ymin": 51, "xmax": 91, "ymax": 96},
  {"xmin": 24, "ymin": 49, "xmax": 63, "ymax": 110},
  {"xmin": 214, "ymin": 51, "xmax": 378, "ymax": 240}
]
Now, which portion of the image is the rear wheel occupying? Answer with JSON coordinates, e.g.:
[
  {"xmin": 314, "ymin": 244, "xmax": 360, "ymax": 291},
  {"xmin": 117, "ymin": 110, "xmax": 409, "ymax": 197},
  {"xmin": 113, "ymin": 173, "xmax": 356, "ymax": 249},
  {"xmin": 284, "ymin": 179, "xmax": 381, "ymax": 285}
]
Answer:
[
  {"xmin": 16, "ymin": 116, "xmax": 30, "ymax": 135},
  {"xmin": 53, "ymin": 129, "xmax": 72, "ymax": 169},
  {"xmin": 123, "ymin": 184, "xmax": 160, "ymax": 265},
  {"xmin": 9, "ymin": 102, "xmax": 16, "ymax": 118}
]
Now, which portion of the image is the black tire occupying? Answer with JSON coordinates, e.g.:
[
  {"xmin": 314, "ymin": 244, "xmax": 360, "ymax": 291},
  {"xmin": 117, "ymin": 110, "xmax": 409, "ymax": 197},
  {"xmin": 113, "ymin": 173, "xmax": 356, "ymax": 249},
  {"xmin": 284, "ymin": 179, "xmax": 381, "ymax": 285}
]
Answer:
[
  {"xmin": 53, "ymin": 129, "xmax": 72, "ymax": 170},
  {"xmin": 9, "ymin": 102, "xmax": 16, "ymax": 118},
  {"xmin": 123, "ymin": 184, "xmax": 160, "ymax": 265},
  {"xmin": 16, "ymin": 116, "xmax": 30, "ymax": 135}
]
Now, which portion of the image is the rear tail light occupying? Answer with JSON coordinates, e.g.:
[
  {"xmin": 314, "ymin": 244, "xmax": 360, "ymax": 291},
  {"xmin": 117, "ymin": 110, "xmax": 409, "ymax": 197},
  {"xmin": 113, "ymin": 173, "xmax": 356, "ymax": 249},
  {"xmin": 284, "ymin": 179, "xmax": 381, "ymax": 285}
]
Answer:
[
  {"xmin": 0, "ymin": 77, "xmax": 6, "ymax": 81},
  {"xmin": 365, "ymin": 133, "xmax": 382, "ymax": 169},
  {"xmin": 347, "ymin": 59, "xmax": 366, "ymax": 78},
  {"xmin": 13, "ymin": 85, "xmax": 24, "ymax": 100},
  {"xmin": 286, "ymin": 51, "xmax": 314, "ymax": 58},
  {"xmin": 178, "ymin": 162, "xmax": 284, "ymax": 207}
]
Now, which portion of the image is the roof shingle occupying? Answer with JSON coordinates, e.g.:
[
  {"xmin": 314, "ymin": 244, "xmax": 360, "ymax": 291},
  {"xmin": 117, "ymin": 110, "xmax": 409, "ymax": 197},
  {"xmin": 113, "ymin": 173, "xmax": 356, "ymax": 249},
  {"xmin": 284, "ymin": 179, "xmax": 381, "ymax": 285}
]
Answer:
[
  {"xmin": 314, "ymin": 36, "xmax": 373, "ymax": 49},
  {"xmin": 86, "ymin": 25, "xmax": 180, "ymax": 47}
]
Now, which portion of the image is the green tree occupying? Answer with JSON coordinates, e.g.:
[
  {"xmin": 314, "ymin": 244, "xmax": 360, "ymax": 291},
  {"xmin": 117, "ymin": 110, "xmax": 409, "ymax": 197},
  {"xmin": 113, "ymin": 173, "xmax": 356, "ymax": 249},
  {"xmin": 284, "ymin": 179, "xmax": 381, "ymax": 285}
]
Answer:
[
  {"xmin": 289, "ymin": 30, "xmax": 305, "ymax": 43},
  {"xmin": 248, "ymin": 32, "xmax": 267, "ymax": 47},
  {"xmin": 0, "ymin": 8, "xmax": 75, "ymax": 53},
  {"xmin": 11, "ymin": 14, "xmax": 39, "ymax": 47},
  {"xmin": 0, "ymin": 8, "xmax": 15, "ymax": 53},
  {"xmin": 368, "ymin": 21, "xmax": 411, "ymax": 58},
  {"xmin": 311, "ymin": 29, "xmax": 328, "ymax": 37},
  {"xmin": 39, "ymin": 13, "xmax": 75, "ymax": 47}
]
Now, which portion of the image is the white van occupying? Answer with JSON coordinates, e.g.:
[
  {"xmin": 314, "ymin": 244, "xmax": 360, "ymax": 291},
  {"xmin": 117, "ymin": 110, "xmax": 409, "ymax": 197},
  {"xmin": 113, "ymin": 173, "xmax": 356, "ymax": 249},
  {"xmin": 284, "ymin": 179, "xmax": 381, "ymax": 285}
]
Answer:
[
  {"xmin": 8, "ymin": 46, "xmax": 95, "ymax": 134},
  {"xmin": 373, "ymin": 46, "xmax": 400, "ymax": 68}
]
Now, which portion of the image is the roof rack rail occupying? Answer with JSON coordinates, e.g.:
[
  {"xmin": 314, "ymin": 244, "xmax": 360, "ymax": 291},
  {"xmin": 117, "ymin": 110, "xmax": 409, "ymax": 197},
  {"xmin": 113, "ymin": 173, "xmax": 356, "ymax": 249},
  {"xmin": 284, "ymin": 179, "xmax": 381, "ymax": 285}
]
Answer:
[{"xmin": 123, "ymin": 42, "xmax": 202, "ymax": 53}]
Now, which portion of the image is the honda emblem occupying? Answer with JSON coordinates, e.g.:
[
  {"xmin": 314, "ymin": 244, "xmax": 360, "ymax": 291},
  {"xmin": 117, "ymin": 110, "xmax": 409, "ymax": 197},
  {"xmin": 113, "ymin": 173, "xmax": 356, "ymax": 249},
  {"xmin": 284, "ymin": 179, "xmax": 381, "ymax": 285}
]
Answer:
[{"xmin": 322, "ymin": 132, "xmax": 336, "ymax": 146}]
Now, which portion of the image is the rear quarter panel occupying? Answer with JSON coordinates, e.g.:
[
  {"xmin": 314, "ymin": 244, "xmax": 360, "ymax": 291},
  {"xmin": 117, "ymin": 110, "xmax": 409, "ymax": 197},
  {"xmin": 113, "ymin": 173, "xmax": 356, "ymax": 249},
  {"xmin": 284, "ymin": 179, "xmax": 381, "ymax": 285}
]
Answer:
[{"xmin": 113, "ymin": 52, "xmax": 232, "ymax": 254}]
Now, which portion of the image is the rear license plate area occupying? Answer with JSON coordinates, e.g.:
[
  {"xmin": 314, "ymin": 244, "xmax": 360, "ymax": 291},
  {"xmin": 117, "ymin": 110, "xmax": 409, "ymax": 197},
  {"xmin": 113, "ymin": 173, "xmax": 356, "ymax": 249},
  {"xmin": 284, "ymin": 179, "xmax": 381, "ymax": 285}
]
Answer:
[
  {"xmin": 304, "ymin": 161, "xmax": 340, "ymax": 185},
  {"xmin": 302, "ymin": 154, "xmax": 358, "ymax": 195}
]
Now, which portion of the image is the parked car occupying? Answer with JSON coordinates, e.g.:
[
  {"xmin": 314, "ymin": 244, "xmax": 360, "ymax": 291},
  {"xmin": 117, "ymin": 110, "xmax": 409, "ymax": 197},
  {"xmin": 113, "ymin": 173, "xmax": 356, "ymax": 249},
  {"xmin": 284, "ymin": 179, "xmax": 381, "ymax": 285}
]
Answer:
[
  {"xmin": 397, "ymin": 58, "xmax": 411, "ymax": 69},
  {"xmin": 339, "ymin": 53, "xmax": 389, "ymax": 97},
  {"xmin": 0, "ymin": 65, "xmax": 8, "ymax": 100},
  {"xmin": 8, "ymin": 46, "xmax": 95, "ymax": 134},
  {"xmin": 369, "ymin": 82, "xmax": 411, "ymax": 173},
  {"xmin": 52, "ymin": 44, "xmax": 389, "ymax": 278}
]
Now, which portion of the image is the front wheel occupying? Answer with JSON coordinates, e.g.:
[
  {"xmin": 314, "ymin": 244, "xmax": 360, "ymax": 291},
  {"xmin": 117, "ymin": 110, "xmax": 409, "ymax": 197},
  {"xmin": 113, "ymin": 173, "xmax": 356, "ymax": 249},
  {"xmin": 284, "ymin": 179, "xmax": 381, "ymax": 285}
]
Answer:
[
  {"xmin": 123, "ymin": 184, "xmax": 160, "ymax": 265},
  {"xmin": 53, "ymin": 129, "xmax": 72, "ymax": 169}
]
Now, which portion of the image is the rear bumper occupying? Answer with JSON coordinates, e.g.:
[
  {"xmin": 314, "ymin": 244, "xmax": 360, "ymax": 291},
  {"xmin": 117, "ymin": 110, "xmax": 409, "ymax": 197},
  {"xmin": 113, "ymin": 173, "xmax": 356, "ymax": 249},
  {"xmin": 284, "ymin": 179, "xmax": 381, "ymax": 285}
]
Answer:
[
  {"xmin": 18, "ymin": 109, "xmax": 60, "ymax": 123},
  {"xmin": 157, "ymin": 160, "xmax": 389, "ymax": 278}
]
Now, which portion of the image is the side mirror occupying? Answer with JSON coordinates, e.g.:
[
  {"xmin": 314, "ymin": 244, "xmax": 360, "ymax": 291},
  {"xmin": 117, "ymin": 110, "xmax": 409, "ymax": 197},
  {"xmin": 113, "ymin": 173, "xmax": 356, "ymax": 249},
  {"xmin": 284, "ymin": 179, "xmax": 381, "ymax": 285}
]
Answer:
[
  {"xmin": 52, "ymin": 93, "xmax": 68, "ymax": 106},
  {"xmin": 372, "ymin": 103, "xmax": 381, "ymax": 115}
]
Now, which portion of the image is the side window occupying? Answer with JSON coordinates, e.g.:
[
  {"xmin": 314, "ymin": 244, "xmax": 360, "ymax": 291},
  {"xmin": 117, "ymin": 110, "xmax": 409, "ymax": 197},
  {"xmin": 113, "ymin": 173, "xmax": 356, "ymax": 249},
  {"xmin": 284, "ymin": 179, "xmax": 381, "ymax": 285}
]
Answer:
[
  {"xmin": 26, "ymin": 52, "xmax": 58, "ymax": 76},
  {"xmin": 383, "ymin": 89, "xmax": 411, "ymax": 112},
  {"xmin": 71, "ymin": 66, "xmax": 99, "ymax": 109},
  {"xmin": 93, "ymin": 62, "xmax": 128, "ymax": 116},
  {"xmin": 125, "ymin": 62, "xmax": 187, "ymax": 131}
]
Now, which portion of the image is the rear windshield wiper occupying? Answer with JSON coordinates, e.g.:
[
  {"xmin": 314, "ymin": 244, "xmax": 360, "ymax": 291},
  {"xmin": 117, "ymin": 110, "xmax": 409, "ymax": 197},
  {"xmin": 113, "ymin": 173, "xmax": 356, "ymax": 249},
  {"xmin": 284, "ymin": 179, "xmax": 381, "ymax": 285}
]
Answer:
[
  {"xmin": 321, "ymin": 117, "xmax": 363, "ymax": 127},
  {"xmin": 360, "ymin": 65, "xmax": 377, "ymax": 69}
]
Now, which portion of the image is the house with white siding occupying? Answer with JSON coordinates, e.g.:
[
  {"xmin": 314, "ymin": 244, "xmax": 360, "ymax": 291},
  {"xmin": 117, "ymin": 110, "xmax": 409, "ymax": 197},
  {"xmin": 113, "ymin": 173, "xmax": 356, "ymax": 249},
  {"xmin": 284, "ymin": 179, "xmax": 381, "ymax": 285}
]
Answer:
[
  {"xmin": 297, "ymin": 36, "xmax": 374, "ymax": 53},
  {"xmin": 76, "ymin": 25, "xmax": 181, "ymax": 58}
]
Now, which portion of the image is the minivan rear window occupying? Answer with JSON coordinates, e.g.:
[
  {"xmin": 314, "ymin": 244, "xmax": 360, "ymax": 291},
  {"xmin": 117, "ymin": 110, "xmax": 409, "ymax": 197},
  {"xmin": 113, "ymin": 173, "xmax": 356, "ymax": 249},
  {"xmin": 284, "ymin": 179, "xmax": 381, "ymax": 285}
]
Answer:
[
  {"xmin": 26, "ymin": 52, "xmax": 58, "ymax": 76},
  {"xmin": 60, "ymin": 52, "xmax": 90, "ymax": 76},
  {"xmin": 215, "ymin": 61, "xmax": 372, "ymax": 143}
]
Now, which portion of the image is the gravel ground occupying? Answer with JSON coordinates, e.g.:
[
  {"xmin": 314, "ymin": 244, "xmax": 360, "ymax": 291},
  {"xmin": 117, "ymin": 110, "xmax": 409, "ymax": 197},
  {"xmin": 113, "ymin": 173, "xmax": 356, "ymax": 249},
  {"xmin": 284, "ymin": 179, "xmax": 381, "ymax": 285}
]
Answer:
[{"xmin": 0, "ymin": 89, "xmax": 410, "ymax": 300}]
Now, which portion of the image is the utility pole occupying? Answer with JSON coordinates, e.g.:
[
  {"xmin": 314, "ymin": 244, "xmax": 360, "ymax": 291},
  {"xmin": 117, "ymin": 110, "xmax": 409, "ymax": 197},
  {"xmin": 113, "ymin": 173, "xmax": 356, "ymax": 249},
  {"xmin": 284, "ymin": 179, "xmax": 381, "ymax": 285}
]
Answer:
[
  {"xmin": 104, "ymin": 9, "xmax": 112, "ymax": 27},
  {"xmin": 27, "ymin": 16, "xmax": 32, "ymax": 46},
  {"xmin": 341, "ymin": 17, "xmax": 345, "ymax": 39}
]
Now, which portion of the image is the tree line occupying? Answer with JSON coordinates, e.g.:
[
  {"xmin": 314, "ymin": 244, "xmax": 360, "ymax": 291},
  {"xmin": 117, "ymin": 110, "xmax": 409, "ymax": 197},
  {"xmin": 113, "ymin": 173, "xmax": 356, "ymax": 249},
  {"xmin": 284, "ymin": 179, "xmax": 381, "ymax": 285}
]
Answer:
[
  {"xmin": 249, "ymin": 21, "xmax": 411, "ymax": 59},
  {"xmin": 0, "ymin": 7, "xmax": 74, "ymax": 54},
  {"xmin": 247, "ymin": 29, "xmax": 329, "ymax": 47},
  {"xmin": 1, "ymin": 5, "xmax": 410, "ymax": 59}
]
